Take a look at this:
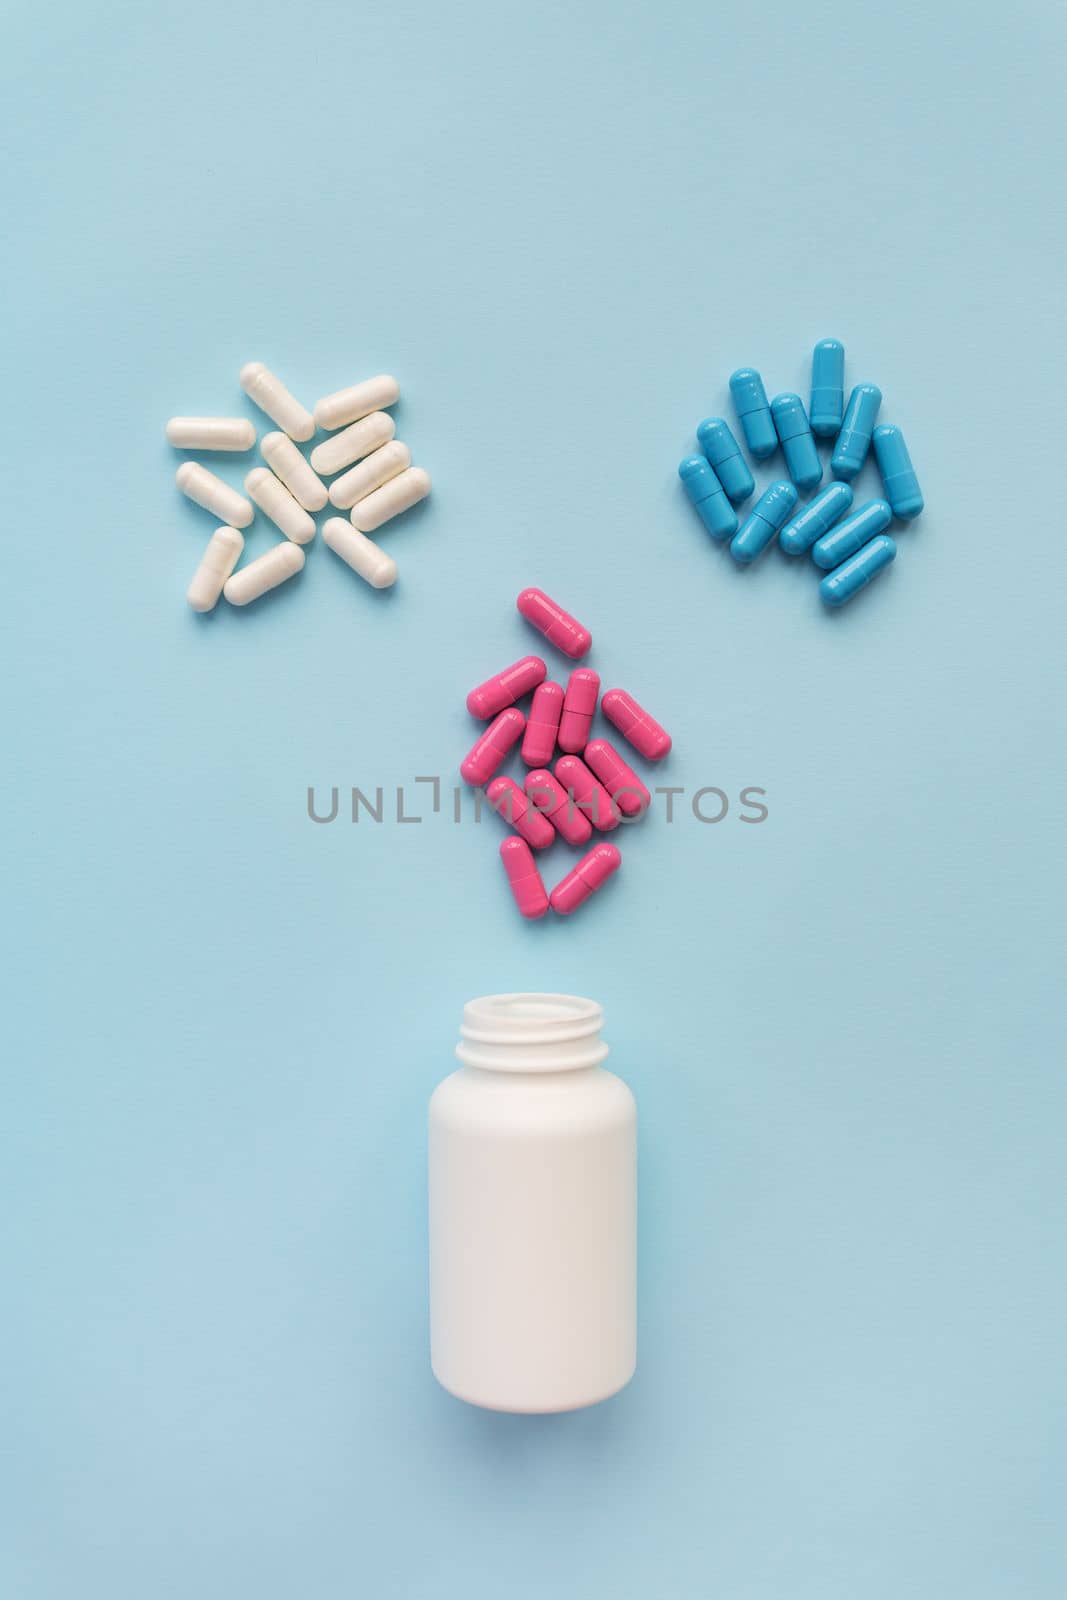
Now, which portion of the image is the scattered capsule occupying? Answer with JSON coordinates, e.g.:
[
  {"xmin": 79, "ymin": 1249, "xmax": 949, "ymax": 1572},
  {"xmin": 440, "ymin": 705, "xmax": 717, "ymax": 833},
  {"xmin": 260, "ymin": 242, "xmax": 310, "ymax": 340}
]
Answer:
[
  {"xmin": 730, "ymin": 480, "xmax": 798, "ymax": 564},
  {"xmin": 460, "ymin": 708, "xmax": 526, "ymax": 784},
  {"xmin": 812, "ymin": 499, "xmax": 892, "ymax": 571},
  {"xmin": 185, "ymin": 526, "xmax": 244, "ymax": 612},
  {"xmin": 696, "ymin": 417, "xmax": 755, "ymax": 505},
  {"xmin": 311, "ymin": 412, "xmax": 395, "ymax": 477},
  {"xmin": 486, "ymin": 776, "xmax": 555, "ymax": 850},
  {"xmin": 239, "ymin": 362, "xmax": 314, "ymax": 442},
  {"xmin": 223, "ymin": 540, "xmax": 305, "ymax": 606},
  {"xmin": 678, "ymin": 457, "xmax": 737, "ymax": 541},
  {"xmin": 176, "ymin": 462, "xmax": 253, "ymax": 528},
  {"xmin": 328, "ymin": 440, "xmax": 411, "ymax": 510},
  {"xmin": 831, "ymin": 384, "xmax": 882, "ymax": 480},
  {"xmin": 166, "ymin": 417, "xmax": 255, "ymax": 451},
  {"xmin": 584, "ymin": 739, "xmax": 651, "ymax": 818},
  {"xmin": 314, "ymin": 374, "xmax": 400, "ymax": 432},
  {"xmin": 601, "ymin": 688, "xmax": 672, "ymax": 761},
  {"xmin": 245, "ymin": 468, "xmax": 316, "ymax": 544},
  {"xmin": 260, "ymin": 432, "xmax": 327, "ymax": 511},
  {"xmin": 771, "ymin": 393, "xmax": 822, "ymax": 491},
  {"xmin": 350, "ymin": 467, "xmax": 430, "ymax": 533},
  {"xmin": 550, "ymin": 842, "xmax": 622, "ymax": 916},
  {"xmin": 872, "ymin": 424, "xmax": 923, "ymax": 519},
  {"xmin": 466, "ymin": 656, "xmax": 547, "ymax": 719},
  {"xmin": 499, "ymin": 836, "xmax": 550, "ymax": 920},
  {"xmin": 554, "ymin": 754, "xmax": 619, "ymax": 832},
  {"xmin": 524, "ymin": 769, "xmax": 593, "ymax": 847},
  {"xmin": 729, "ymin": 368, "xmax": 777, "ymax": 459},
  {"xmin": 321, "ymin": 517, "xmax": 397, "ymax": 589},
  {"xmin": 558, "ymin": 669, "xmax": 600, "ymax": 753},
  {"xmin": 516, "ymin": 588, "xmax": 592, "ymax": 659},
  {"xmin": 521, "ymin": 681, "xmax": 565, "ymax": 766},
  {"xmin": 779, "ymin": 481, "xmax": 853, "ymax": 556},
  {"xmin": 809, "ymin": 339, "xmax": 845, "ymax": 437},
  {"xmin": 819, "ymin": 534, "xmax": 896, "ymax": 607}
]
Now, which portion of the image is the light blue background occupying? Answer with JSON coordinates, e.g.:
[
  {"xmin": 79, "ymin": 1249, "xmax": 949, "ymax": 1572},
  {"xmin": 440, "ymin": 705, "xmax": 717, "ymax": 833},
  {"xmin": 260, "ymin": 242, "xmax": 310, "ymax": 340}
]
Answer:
[{"xmin": 3, "ymin": 2, "xmax": 1065, "ymax": 1595}]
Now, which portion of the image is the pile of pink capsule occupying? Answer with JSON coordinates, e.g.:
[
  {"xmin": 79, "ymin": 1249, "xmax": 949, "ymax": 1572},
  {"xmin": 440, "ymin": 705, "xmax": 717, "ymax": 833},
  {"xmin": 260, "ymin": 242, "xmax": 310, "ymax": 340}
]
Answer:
[{"xmin": 461, "ymin": 590, "xmax": 671, "ymax": 920}]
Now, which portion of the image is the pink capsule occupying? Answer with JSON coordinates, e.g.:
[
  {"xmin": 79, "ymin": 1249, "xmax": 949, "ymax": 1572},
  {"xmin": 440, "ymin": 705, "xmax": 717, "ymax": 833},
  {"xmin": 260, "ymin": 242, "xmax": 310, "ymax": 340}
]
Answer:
[
  {"xmin": 466, "ymin": 655, "xmax": 547, "ymax": 720},
  {"xmin": 486, "ymin": 775, "xmax": 555, "ymax": 850},
  {"xmin": 550, "ymin": 842, "xmax": 621, "ymax": 916},
  {"xmin": 601, "ymin": 688, "xmax": 672, "ymax": 761},
  {"xmin": 521, "ymin": 680, "xmax": 564, "ymax": 767},
  {"xmin": 584, "ymin": 738, "xmax": 651, "ymax": 818},
  {"xmin": 499, "ymin": 836, "xmax": 549, "ymax": 920},
  {"xmin": 557, "ymin": 668, "xmax": 601, "ymax": 754},
  {"xmin": 516, "ymin": 588, "xmax": 592, "ymax": 660},
  {"xmin": 460, "ymin": 707, "xmax": 525, "ymax": 785},
  {"xmin": 524, "ymin": 769, "xmax": 593, "ymax": 847},
  {"xmin": 554, "ymin": 754, "xmax": 619, "ymax": 832}
]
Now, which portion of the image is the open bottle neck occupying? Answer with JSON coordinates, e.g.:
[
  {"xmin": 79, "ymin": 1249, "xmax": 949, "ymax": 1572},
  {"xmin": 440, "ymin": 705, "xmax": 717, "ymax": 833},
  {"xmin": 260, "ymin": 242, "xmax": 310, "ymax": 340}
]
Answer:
[{"xmin": 456, "ymin": 993, "xmax": 608, "ymax": 1074}]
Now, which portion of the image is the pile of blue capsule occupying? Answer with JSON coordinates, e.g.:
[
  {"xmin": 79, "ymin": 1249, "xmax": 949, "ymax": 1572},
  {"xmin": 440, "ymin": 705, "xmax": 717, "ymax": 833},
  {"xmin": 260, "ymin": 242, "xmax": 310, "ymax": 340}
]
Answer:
[{"xmin": 679, "ymin": 340, "xmax": 923, "ymax": 608}]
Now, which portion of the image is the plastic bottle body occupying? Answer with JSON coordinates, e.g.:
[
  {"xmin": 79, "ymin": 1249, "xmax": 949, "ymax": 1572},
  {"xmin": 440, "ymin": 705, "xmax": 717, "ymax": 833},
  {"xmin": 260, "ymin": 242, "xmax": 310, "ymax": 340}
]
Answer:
[{"xmin": 429, "ymin": 994, "xmax": 636, "ymax": 1414}]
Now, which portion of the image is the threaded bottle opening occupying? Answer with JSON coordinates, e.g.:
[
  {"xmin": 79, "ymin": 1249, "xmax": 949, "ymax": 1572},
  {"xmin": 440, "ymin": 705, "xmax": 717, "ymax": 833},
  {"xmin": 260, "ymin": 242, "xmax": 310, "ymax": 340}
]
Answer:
[{"xmin": 457, "ymin": 993, "xmax": 607, "ymax": 1072}]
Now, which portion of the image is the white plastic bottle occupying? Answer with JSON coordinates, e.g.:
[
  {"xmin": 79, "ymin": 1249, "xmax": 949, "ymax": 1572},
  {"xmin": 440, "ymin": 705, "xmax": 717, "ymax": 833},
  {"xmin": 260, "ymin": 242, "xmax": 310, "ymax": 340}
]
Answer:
[{"xmin": 429, "ymin": 993, "xmax": 636, "ymax": 1413}]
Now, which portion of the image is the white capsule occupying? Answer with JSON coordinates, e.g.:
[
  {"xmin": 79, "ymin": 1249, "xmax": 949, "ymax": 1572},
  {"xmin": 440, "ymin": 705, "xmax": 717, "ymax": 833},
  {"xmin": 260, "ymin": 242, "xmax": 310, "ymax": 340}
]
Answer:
[
  {"xmin": 176, "ymin": 461, "xmax": 253, "ymax": 528},
  {"xmin": 310, "ymin": 411, "xmax": 395, "ymax": 477},
  {"xmin": 166, "ymin": 416, "xmax": 256, "ymax": 451},
  {"xmin": 186, "ymin": 526, "xmax": 244, "ymax": 612},
  {"xmin": 328, "ymin": 440, "xmax": 412, "ymax": 509},
  {"xmin": 322, "ymin": 517, "xmax": 398, "ymax": 589},
  {"xmin": 260, "ymin": 431, "xmax": 328, "ymax": 511},
  {"xmin": 239, "ymin": 361, "xmax": 315, "ymax": 442},
  {"xmin": 245, "ymin": 468, "xmax": 316, "ymax": 545},
  {"xmin": 223, "ymin": 540, "xmax": 306, "ymax": 606},
  {"xmin": 350, "ymin": 467, "xmax": 431, "ymax": 533},
  {"xmin": 314, "ymin": 374, "xmax": 400, "ymax": 432}
]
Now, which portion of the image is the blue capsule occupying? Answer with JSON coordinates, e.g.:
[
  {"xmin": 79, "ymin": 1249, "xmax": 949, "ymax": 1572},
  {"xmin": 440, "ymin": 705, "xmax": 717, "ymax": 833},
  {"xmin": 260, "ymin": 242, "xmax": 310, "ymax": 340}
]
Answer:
[
  {"xmin": 779, "ymin": 481, "xmax": 853, "ymax": 556},
  {"xmin": 729, "ymin": 368, "xmax": 777, "ymax": 460},
  {"xmin": 770, "ymin": 393, "xmax": 822, "ymax": 492},
  {"xmin": 696, "ymin": 417, "xmax": 755, "ymax": 505},
  {"xmin": 812, "ymin": 498, "xmax": 892, "ymax": 570},
  {"xmin": 820, "ymin": 534, "xmax": 896, "ymax": 607},
  {"xmin": 872, "ymin": 424, "xmax": 923, "ymax": 519},
  {"xmin": 730, "ymin": 480, "xmax": 798, "ymax": 564},
  {"xmin": 831, "ymin": 383, "xmax": 882, "ymax": 480},
  {"xmin": 678, "ymin": 456, "xmax": 738, "ymax": 542},
  {"xmin": 810, "ymin": 339, "xmax": 845, "ymax": 437}
]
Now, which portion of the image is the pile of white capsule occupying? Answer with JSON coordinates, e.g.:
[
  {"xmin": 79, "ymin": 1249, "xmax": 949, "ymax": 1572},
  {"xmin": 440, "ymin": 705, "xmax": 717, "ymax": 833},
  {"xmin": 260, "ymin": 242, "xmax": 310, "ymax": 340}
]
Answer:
[{"xmin": 171, "ymin": 363, "xmax": 431, "ymax": 612}]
